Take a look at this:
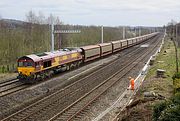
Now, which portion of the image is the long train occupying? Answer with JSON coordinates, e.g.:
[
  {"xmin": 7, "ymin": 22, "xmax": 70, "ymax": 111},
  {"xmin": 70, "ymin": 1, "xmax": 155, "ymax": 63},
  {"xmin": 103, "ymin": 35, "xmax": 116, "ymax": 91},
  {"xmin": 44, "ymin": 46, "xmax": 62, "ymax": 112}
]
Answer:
[{"xmin": 17, "ymin": 32, "xmax": 159, "ymax": 83}]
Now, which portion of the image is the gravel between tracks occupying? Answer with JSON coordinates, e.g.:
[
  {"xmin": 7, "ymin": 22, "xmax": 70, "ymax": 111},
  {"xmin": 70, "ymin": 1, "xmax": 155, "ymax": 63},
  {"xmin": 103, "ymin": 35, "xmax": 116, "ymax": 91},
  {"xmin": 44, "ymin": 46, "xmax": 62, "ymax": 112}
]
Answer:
[{"xmin": 0, "ymin": 74, "xmax": 18, "ymax": 84}]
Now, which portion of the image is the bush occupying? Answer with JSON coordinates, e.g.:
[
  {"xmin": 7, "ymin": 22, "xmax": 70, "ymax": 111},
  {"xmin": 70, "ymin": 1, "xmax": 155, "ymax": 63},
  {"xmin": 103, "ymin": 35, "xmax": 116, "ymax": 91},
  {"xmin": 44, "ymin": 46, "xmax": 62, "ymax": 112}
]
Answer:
[
  {"xmin": 172, "ymin": 93, "xmax": 180, "ymax": 105},
  {"xmin": 159, "ymin": 105, "xmax": 180, "ymax": 121},
  {"xmin": 172, "ymin": 72, "xmax": 180, "ymax": 80},
  {"xmin": 153, "ymin": 101, "xmax": 168, "ymax": 121},
  {"xmin": 153, "ymin": 93, "xmax": 180, "ymax": 121},
  {"xmin": 172, "ymin": 72, "xmax": 180, "ymax": 93}
]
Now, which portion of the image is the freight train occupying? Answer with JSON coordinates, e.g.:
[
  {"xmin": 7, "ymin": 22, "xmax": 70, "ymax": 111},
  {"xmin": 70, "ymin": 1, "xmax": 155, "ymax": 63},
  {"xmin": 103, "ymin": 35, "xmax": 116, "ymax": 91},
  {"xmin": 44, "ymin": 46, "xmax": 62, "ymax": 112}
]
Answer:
[{"xmin": 17, "ymin": 32, "xmax": 158, "ymax": 83}]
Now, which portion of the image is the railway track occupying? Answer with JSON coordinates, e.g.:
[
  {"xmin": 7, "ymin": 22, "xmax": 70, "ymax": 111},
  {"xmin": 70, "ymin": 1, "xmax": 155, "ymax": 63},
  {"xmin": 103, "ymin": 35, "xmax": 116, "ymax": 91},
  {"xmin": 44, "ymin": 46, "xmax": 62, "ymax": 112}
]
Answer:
[
  {"xmin": 48, "ymin": 34, "xmax": 162, "ymax": 121},
  {"xmin": 1, "ymin": 34, "xmax": 162, "ymax": 121},
  {"xmin": 0, "ymin": 78, "xmax": 28, "ymax": 97},
  {"xmin": 0, "ymin": 78, "xmax": 18, "ymax": 87}
]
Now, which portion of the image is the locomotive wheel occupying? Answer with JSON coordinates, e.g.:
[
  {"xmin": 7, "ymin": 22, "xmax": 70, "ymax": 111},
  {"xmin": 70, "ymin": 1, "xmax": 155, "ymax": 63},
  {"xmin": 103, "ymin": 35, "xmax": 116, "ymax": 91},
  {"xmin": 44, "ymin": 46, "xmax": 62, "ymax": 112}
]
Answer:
[
  {"xmin": 48, "ymin": 70, "xmax": 54, "ymax": 78},
  {"xmin": 40, "ymin": 72, "xmax": 46, "ymax": 80},
  {"xmin": 66, "ymin": 64, "xmax": 70, "ymax": 71},
  {"xmin": 77, "ymin": 61, "xmax": 81, "ymax": 67},
  {"xmin": 70, "ymin": 64, "xmax": 74, "ymax": 70}
]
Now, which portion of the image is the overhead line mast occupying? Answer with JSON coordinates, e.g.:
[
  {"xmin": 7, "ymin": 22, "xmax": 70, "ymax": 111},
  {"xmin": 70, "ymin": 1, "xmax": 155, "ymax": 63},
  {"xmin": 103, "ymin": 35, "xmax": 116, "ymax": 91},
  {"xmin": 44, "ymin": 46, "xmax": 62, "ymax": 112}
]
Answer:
[{"xmin": 51, "ymin": 24, "xmax": 81, "ymax": 51}]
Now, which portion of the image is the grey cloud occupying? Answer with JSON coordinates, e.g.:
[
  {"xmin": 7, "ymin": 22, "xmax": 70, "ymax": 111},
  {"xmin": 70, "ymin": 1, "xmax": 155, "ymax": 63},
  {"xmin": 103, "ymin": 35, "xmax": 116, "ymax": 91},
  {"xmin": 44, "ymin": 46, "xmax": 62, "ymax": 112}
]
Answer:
[{"xmin": 0, "ymin": 0, "xmax": 180, "ymax": 26}]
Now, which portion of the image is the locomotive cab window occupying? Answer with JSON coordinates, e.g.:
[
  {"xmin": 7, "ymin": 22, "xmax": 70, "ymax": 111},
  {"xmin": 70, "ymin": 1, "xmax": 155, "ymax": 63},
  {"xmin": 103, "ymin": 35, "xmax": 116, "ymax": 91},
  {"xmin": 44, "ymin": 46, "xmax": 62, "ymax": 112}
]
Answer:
[
  {"xmin": 18, "ymin": 62, "xmax": 23, "ymax": 67},
  {"xmin": 43, "ymin": 60, "xmax": 52, "ymax": 68},
  {"xmin": 18, "ymin": 61, "xmax": 34, "ymax": 67}
]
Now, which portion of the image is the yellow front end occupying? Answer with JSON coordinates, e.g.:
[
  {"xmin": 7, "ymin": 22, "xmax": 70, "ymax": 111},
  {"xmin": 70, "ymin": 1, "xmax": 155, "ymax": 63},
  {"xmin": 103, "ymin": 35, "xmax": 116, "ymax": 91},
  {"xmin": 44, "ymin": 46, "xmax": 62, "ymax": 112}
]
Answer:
[{"xmin": 18, "ymin": 67, "xmax": 35, "ymax": 76}]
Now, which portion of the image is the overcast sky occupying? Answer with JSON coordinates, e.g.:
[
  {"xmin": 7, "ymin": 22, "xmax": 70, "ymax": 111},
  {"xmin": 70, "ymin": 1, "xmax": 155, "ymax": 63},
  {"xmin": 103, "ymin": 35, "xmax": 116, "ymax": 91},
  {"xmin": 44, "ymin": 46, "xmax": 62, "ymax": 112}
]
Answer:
[{"xmin": 0, "ymin": 0, "xmax": 180, "ymax": 26}]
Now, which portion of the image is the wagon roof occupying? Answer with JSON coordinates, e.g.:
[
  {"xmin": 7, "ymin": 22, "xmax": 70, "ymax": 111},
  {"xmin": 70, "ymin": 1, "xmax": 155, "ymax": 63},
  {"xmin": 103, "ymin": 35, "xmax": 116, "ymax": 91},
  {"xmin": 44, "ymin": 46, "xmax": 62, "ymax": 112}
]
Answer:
[
  {"xmin": 99, "ymin": 43, "xmax": 111, "ymax": 46},
  {"xmin": 120, "ymin": 39, "xmax": 127, "ymax": 42},
  {"xmin": 111, "ymin": 40, "xmax": 120, "ymax": 43},
  {"xmin": 80, "ymin": 45, "xmax": 100, "ymax": 50},
  {"xmin": 133, "ymin": 36, "xmax": 140, "ymax": 39}
]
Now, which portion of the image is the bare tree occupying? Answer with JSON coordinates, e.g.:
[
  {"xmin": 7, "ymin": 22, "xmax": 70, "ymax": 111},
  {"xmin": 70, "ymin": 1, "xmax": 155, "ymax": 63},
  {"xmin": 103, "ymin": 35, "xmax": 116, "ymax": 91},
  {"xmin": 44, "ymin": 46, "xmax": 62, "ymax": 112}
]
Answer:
[
  {"xmin": 26, "ymin": 10, "xmax": 37, "ymax": 23},
  {"xmin": 26, "ymin": 11, "xmax": 63, "ymax": 25},
  {"xmin": 47, "ymin": 13, "xmax": 55, "ymax": 25},
  {"xmin": 37, "ymin": 11, "xmax": 46, "ymax": 24},
  {"xmin": 46, "ymin": 14, "xmax": 63, "ymax": 25},
  {"xmin": 55, "ymin": 16, "xmax": 63, "ymax": 25}
]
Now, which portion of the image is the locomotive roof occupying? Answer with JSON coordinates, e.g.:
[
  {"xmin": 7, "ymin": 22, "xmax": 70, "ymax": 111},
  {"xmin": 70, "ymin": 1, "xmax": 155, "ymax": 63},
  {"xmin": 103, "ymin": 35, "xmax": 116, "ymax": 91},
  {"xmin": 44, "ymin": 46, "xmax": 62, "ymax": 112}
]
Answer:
[
  {"xmin": 26, "ymin": 55, "xmax": 42, "ymax": 62},
  {"xmin": 21, "ymin": 48, "xmax": 82, "ymax": 62}
]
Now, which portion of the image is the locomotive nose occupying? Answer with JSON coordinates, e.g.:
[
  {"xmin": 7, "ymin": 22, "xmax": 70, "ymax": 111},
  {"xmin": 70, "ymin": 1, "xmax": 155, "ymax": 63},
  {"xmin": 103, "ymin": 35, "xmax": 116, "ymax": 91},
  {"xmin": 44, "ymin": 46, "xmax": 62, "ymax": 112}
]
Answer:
[{"xmin": 18, "ymin": 67, "xmax": 34, "ymax": 76}]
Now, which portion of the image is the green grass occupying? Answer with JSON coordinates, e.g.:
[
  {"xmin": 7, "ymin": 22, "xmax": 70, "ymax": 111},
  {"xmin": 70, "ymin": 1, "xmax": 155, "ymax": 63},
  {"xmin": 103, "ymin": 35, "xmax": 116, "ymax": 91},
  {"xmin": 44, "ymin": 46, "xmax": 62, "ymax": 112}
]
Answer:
[
  {"xmin": 143, "ymin": 37, "xmax": 180, "ymax": 98},
  {"xmin": 146, "ymin": 39, "xmax": 178, "ymax": 80}
]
